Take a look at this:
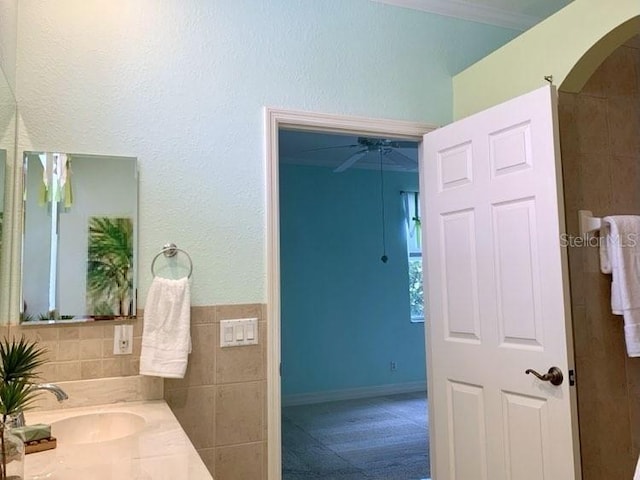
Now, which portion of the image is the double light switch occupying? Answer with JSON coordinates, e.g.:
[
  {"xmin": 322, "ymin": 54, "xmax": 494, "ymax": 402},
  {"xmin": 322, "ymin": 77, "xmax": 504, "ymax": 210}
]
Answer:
[{"xmin": 220, "ymin": 318, "xmax": 258, "ymax": 347}]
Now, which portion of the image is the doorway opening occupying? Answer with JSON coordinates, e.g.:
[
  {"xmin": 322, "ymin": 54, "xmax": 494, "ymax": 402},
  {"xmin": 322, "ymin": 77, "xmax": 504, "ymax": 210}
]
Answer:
[
  {"xmin": 265, "ymin": 108, "xmax": 434, "ymax": 480},
  {"xmin": 279, "ymin": 129, "xmax": 427, "ymax": 479}
]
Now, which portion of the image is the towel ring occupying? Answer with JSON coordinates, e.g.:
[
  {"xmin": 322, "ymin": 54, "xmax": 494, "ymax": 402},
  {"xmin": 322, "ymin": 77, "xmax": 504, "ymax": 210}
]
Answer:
[{"xmin": 151, "ymin": 243, "xmax": 193, "ymax": 279}]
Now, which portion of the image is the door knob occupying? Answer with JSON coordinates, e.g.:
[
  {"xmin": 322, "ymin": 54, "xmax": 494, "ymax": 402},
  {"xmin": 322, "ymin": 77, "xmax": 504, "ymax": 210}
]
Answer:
[{"xmin": 525, "ymin": 366, "xmax": 563, "ymax": 386}]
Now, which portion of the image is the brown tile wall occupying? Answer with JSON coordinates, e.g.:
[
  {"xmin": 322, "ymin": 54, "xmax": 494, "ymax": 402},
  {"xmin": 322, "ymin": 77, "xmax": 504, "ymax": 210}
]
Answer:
[
  {"xmin": 164, "ymin": 303, "xmax": 267, "ymax": 480},
  {"xmin": 560, "ymin": 36, "xmax": 640, "ymax": 479}
]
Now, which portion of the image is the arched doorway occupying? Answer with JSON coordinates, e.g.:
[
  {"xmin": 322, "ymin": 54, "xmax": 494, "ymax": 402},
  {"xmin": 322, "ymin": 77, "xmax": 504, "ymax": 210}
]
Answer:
[{"xmin": 559, "ymin": 32, "xmax": 640, "ymax": 479}]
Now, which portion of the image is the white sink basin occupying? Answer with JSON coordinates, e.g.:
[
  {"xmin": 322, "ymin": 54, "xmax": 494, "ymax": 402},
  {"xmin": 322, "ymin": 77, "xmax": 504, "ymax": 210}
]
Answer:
[
  {"xmin": 24, "ymin": 401, "xmax": 212, "ymax": 479},
  {"xmin": 51, "ymin": 412, "xmax": 146, "ymax": 445}
]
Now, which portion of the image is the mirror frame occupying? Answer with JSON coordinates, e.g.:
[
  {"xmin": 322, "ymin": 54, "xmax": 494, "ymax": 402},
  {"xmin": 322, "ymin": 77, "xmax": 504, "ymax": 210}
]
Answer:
[{"xmin": 0, "ymin": 75, "xmax": 17, "ymax": 325}]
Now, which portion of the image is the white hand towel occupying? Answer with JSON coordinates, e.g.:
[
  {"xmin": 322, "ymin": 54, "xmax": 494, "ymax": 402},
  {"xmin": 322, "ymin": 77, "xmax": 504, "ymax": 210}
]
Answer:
[
  {"xmin": 599, "ymin": 224, "xmax": 612, "ymax": 274},
  {"xmin": 602, "ymin": 216, "xmax": 640, "ymax": 356},
  {"xmin": 140, "ymin": 276, "xmax": 191, "ymax": 378},
  {"xmin": 600, "ymin": 223, "xmax": 622, "ymax": 309}
]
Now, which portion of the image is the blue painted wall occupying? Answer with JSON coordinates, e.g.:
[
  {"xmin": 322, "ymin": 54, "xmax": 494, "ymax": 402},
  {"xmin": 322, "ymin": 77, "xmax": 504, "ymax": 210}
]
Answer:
[
  {"xmin": 16, "ymin": 0, "xmax": 520, "ymax": 305},
  {"xmin": 280, "ymin": 163, "xmax": 425, "ymax": 396}
]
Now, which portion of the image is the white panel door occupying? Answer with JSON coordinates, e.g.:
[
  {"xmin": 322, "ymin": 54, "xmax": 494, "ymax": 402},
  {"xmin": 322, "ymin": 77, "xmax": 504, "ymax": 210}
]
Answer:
[{"xmin": 421, "ymin": 85, "xmax": 580, "ymax": 480}]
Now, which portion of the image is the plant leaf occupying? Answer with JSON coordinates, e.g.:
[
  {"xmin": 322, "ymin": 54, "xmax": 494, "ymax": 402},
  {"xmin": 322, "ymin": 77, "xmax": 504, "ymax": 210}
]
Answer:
[
  {"xmin": 0, "ymin": 336, "xmax": 47, "ymax": 384},
  {"xmin": 0, "ymin": 380, "xmax": 39, "ymax": 417}
]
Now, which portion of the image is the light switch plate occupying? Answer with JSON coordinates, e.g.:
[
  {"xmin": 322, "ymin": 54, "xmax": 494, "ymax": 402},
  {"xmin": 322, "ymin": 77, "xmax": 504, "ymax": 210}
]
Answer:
[{"xmin": 220, "ymin": 318, "xmax": 258, "ymax": 347}]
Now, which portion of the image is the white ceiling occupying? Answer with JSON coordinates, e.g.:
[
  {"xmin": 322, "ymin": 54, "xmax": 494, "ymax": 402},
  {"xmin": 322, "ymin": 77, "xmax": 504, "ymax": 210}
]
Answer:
[
  {"xmin": 279, "ymin": 130, "xmax": 419, "ymax": 173},
  {"xmin": 371, "ymin": 0, "xmax": 573, "ymax": 31}
]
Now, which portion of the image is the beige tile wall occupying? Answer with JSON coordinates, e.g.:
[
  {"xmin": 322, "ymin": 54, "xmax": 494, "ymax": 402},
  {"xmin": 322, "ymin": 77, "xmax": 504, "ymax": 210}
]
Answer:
[
  {"xmin": 4, "ymin": 303, "xmax": 267, "ymax": 479},
  {"xmin": 164, "ymin": 303, "xmax": 267, "ymax": 480},
  {"xmin": 560, "ymin": 36, "xmax": 640, "ymax": 480},
  {"xmin": 7, "ymin": 319, "xmax": 143, "ymax": 382}
]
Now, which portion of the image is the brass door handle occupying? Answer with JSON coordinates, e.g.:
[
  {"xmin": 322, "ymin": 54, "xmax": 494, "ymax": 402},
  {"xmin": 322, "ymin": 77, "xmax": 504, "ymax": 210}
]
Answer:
[{"xmin": 525, "ymin": 366, "xmax": 564, "ymax": 386}]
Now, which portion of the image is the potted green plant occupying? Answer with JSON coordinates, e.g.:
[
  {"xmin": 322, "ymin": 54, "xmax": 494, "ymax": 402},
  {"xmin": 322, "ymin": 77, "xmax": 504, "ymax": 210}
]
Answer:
[{"xmin": 0, "ymin": 337, "xmax": 46, "ymax": 480}]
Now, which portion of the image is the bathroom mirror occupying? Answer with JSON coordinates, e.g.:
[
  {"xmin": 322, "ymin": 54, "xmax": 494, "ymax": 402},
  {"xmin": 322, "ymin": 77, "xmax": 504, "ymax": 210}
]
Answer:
[{"xmin": 21, "ymin": 152, "xmax": 138, "ymax": 323}]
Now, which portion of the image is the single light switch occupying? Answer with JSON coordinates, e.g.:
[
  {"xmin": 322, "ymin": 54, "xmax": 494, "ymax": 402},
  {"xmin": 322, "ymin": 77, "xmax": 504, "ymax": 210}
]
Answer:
[
  {"xmin": 235, "ymin": 325, "xmax": 244, "ymax": 341},
  {"xmin": 224, "ymin": 326, "xmax": 233, "ymax": 343},
  {"xmin": 246, "ymin": 324, "xmax": 255, "ymax": 341}
]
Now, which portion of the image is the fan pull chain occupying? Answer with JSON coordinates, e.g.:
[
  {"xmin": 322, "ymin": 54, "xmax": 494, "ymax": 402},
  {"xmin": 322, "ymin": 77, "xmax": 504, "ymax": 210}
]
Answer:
[{"xmin": 379, "ymin": 147, "xmax": 388, "ymax": 263}]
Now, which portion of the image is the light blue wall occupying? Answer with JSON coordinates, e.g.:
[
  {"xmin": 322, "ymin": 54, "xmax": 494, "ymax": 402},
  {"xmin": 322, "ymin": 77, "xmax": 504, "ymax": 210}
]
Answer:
[
  {"xmin": 0, "ymin": 0, "xmax": 17, "ymax": 92},
  {"xmin": 280, "ymin": 163, "xmax": 425, "ymax": 396},
  {"xmin": 16, "ymin": 0, "xmax": 519, "ymax": 305}
]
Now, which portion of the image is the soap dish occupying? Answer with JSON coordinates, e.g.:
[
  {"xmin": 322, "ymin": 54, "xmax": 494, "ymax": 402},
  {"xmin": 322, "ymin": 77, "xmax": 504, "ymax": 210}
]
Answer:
[{"xmin": 24, "ymin": 437, "xmax": 56, "ymax": 454}]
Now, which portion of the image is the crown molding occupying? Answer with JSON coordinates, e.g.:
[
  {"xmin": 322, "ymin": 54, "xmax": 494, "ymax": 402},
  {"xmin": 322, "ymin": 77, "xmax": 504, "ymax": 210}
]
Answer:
[{"xmin": 371, "ymin": 0, "xmax": 542, "ymax": 31}]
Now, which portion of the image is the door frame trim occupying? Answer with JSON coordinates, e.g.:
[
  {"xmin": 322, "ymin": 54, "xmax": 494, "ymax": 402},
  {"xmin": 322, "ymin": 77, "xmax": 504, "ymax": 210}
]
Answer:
[{"xmin": 264, "ymin": 106, "xmax": 436, "ymax": 480}]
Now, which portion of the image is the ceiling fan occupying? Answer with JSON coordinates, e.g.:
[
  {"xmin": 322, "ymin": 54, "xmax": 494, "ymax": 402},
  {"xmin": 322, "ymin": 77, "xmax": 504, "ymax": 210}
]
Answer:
[
  {"xmin": 304, "ymin": 136, "xmax": 418, "ymax": 173},
  {"xmin": 335, "ymin": 137, "xmax": 417, "ymax": 173},
  {"xmin": 326, "ymin": 137, "xmax": 416, "ymax": 262}
]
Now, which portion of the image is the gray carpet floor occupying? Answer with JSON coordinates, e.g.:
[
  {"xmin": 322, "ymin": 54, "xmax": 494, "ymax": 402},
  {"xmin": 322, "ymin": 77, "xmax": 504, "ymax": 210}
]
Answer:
[{"xmin": 282, "ymin": 391, "xmax": 430, "ymax": 480}]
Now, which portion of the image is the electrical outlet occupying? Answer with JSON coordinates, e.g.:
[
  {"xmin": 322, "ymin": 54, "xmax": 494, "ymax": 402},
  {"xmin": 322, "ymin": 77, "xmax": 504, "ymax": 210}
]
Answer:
[
  {"xmin": 113, "ymin": 325, "xmax": 133, "ymax": 355},
  {"xmin": 390, "ymin": 361, "xmax": 397, "ymax": 371}
]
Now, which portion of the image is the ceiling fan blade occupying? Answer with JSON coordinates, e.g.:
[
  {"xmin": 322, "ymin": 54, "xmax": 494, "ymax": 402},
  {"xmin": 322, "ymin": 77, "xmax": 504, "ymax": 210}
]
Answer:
[
  {"xmin": 298, "ymin": 144, "xmax": 360, "ymax": 154},
  {"xmin": 334, "ymin": 149, "xmax": 368, "ymax": 173},
  {"xmin": 384, "ymin": 149, "xmax": 418, "ymax": 170},
  {"xmin": 389, "ymin": 140, "xmax": 419, "ymax": 149}
]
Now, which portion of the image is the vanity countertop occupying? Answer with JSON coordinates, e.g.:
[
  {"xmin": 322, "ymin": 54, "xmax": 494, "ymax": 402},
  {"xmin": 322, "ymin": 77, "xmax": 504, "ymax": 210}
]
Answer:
[{"xmin": 23, "ymin": 400, "xmax": 213, "ymax": 480}]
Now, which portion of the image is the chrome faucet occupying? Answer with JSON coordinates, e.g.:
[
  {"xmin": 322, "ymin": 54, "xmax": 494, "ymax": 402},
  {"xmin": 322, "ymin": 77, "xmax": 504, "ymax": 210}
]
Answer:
[
  {"xmin": 33, "ymin": 383, "xmax": 69, "ymax": 402},
  {"xmin": 10, "ymin": 383, "xmax": 68, "ymax": 427}
]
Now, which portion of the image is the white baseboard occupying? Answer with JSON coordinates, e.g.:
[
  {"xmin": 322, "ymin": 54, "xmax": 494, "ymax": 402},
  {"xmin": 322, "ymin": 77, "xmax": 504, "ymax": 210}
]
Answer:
[{"xmin": 282, "ymin": 381, "xmax": 427, "ymax": 407}]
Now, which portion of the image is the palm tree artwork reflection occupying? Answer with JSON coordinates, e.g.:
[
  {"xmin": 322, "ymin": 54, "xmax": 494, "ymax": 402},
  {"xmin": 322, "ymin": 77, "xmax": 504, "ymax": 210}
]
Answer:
[{"xmin": 86, "ymin": 217, "xmax": 134, "ymax": 318}]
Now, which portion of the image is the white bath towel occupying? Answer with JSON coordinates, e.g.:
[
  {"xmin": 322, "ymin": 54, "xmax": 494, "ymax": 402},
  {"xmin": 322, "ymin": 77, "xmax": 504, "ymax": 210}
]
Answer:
[
  {"xmin": 140, "ymin": 276, "xmax": 192, "ymax": 378},
  {"xmin": 600, "ymin": 216, "xmax": 640, "ymax": 356}
]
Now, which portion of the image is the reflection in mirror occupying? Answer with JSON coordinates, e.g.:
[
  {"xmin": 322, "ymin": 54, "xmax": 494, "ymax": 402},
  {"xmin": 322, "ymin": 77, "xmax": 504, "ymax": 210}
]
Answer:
[{"xmin": 21, "ymin": 153, "xmax": 138, "ymax": 323}]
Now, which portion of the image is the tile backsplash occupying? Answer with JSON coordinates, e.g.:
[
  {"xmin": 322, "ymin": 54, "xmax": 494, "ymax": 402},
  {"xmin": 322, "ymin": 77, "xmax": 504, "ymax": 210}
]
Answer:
[
  {"xmin": 164, "ymin": 303, "xmax": 267, "ymax": 480},
  {"xmin": 8, "ymin": 319, "xmax": 143, "ymax": 382},
  {"xmin": 3, "ymin": 302, "xmax": 268, "ymax": 480}
]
